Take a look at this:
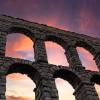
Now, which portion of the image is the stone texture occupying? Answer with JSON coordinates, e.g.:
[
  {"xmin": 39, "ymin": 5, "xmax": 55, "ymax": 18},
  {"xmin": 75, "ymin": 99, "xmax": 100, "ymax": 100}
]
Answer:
[{"xmin": 0, "ymin": 14, "xmax": 100, "ymax": 100}]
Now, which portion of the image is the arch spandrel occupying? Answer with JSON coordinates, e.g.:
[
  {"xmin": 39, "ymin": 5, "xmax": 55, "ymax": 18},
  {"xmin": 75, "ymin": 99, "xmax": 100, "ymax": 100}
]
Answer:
[
  {"xmin": 91, "ymin": 73, "xmax": 100, "ymax": 85},
  {"xmin": 44, "ymin": 34, "xmax": 68, "ymax": 50},
  {"xmin": 2, "ymin": 58, "xmax": 41, "ymax": 84},
  {"xmin": 6, "ymin": 25, "xmax": 34, "ymax": 41},
  {"xmin": 53, "ymin": 69, "xmax": 81, "ymax": 89},
  {"xmin": 6, "ymin": 63, "xmax": 40, "ymax": 83},
  {"xmin": 75, "ymin": 40, "xmax": 96, "ymax": 56}
]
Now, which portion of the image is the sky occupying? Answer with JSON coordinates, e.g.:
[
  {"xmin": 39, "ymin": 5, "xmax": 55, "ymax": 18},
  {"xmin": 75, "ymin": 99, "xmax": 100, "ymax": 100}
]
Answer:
[{"xmin": 0, "ymin": 0, "xmax": 100, "ymax": 100}]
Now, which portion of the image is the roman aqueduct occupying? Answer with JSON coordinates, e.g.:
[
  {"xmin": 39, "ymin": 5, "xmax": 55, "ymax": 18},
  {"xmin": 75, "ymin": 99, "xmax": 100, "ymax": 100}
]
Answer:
[{"xmin": 0, "ymin": 15, "xmax": 100, "ymax": 100}]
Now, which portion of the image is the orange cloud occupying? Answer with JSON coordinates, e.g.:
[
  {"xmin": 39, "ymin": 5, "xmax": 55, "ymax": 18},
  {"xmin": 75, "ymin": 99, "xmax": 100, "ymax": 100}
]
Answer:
[
  {"xmin": 55, "ymin": 78, "xmax": 75, "ymax": 100},
  {"xmin": 45, "ymin": 18, "xmax": 69, "ymax": 31},
  {"xmin": 6, "ymin": 33, "xmax": 34, "ymax": 60},
  {"xmin": 6, "ymin": 95, "xmax": 34, "ymax": 100},
  {"xmin": 46, "ymin": 19, "xmax": 58, "ymax": 27},
  {"xmin": 24, "ymin": 13, "xmax": 69, "ymax": 31},
  {"xmin": 95, "ymin": 84, "xmax": 100, "ymax": 99},
  {"xmin": 6, "ymin": 33, "xmax": 33, "ymax": 52},
  {"xmin": 13, "ymin": 34, "xmax": 33, "ymax": 51},
  {"xmin": 7, "ymin": 73, "xmax": 29, "ymax": 80}
]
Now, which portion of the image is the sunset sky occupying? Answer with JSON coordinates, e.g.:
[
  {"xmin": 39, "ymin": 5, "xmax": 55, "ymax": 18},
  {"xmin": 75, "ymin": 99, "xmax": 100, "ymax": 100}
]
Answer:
[{"xmin": 0, "ymin": 0, "xmax": 100, "ymax": 100}]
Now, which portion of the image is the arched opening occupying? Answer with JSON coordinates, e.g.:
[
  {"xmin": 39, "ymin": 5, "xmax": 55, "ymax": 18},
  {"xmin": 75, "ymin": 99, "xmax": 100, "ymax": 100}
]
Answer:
[
  {"xmin": 5, "ymin": 63, "xmax": 40, "ymax": 100},
  {"xmin": 76, "ymin": 47, "xmax": 99, "ymax": 71},
  {"xmin": 6, "ymin": 33, "xmax": 34, "ymax": 61},
  {"xmin": 91, "ymin": 74, "xmax": 100, "ymax": 99},
  {"xmin": 54, "ymin": 69, "xmax": 81, "ymax": 100},
  {"xmin": 55, "ymin": 78, "xmax": 75, "ymax": 100},
  {"xmin": 45, "ymin": 41, "xmax": 69, "ymax": 66},
  {"xmin": 6, "ymin": 73, "xmax": 36, "ymax": 100},
  {"xmin": 95, "ymin": 84, "xmax": 100, "ymax": 99}
]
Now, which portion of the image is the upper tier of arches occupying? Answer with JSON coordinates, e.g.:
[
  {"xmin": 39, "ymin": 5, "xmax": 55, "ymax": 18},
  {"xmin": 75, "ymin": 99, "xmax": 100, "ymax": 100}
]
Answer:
[{"xmin": 0, "ymin": 14, "xmax": 100, "ymax": 71}]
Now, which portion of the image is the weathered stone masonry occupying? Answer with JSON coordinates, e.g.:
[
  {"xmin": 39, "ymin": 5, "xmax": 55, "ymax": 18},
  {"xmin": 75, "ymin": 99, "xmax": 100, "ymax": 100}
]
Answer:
[{"xmin": 0, "ymin": 15, "xmax": 100, "ymax": 100}]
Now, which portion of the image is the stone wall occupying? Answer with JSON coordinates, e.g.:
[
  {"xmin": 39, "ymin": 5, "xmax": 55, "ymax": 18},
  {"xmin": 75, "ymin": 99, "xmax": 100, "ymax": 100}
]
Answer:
[{"xmin": 0, "ymin": 15, "xmax": 100, "ymax": 100}]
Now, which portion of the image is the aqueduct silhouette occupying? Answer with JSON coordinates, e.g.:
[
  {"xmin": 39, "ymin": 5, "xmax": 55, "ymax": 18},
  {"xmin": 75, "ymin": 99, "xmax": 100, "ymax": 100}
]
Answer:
[{"xmin": 0, "ymin": 15, "xmax": 100, "ymax": 100}]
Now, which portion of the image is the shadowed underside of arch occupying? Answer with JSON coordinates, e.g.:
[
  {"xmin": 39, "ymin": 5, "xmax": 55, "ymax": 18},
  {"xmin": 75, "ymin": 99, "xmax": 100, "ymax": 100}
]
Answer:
[
  {"xmin": 7, "ymin": 26, "xmax": 34, "ymax": 41},
  {"xmin": 53, "ymin": 69, "xmax": 81, "ymax": 89},
  {"xmin": 75, "ymin": 41, "xmax": 96, "ymax": 56},
  {"xmin": 45, "ymin": 35, "xmax": 67, "ymax": 50},
  {"xmin": 91, "ymin": 74, "xmax": 100, "ymax": 85},
  {"xmin": 6, "ymin": 63, "xmax": 40, "ymax": 83}
]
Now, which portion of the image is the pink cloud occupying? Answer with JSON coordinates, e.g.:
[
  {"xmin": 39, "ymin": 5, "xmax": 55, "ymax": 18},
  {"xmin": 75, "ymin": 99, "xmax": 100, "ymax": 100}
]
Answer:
[
  {"xmin": 45, "ymin": 41, "xmax": 62, "ymax": 49},
  {"xmin": 1, "ymin": 1, "xmax": 99, "ymax": 100},
  {"xmin": 78, "ymin": 3, "xmax": 100, "ymax": 35},
  {"xmin": 77, "ymin": 47, "xmax": 99, "ymax": 71},
  {"xmin": 45, "ymin": 41, "xmax": 69, "ymax": 66}
]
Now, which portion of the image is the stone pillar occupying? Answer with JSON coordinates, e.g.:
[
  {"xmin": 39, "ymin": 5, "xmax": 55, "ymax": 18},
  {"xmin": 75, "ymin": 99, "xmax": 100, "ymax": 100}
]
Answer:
[
  {"xmin": 34, "ymin": 39, "xmax": 48, "ymax": 63},
  {"xmin": 74, "ymin": 82, "xmax": 99, "ymax": 100},
  {"xmin": 0, "ymin": 75, "xmax": 6, "ymax": 100},
  {"xmin": 65, "ymin": 42, "xmax": 83, "ymax": 70},
  {"xmin": 94, "ymin": 52, "xmax": 100, "ymax": 71},
  {"xmin": 34, "ymin": 78, "xmax": 58, "ymax": 100},
  {"xmin": 0, "ymin": 32, "xmax": 6, "ymax": 56},
  {"xmin": 0, "ymin": 58, "xmax": 6, "ymax": 100}
]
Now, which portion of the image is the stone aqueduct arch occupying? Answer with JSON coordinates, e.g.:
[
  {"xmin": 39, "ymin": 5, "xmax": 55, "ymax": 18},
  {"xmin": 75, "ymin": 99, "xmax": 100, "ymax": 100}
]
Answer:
[{"xmin": 0, "ymin": 15, "xmax": 100, "ymax": 100}]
